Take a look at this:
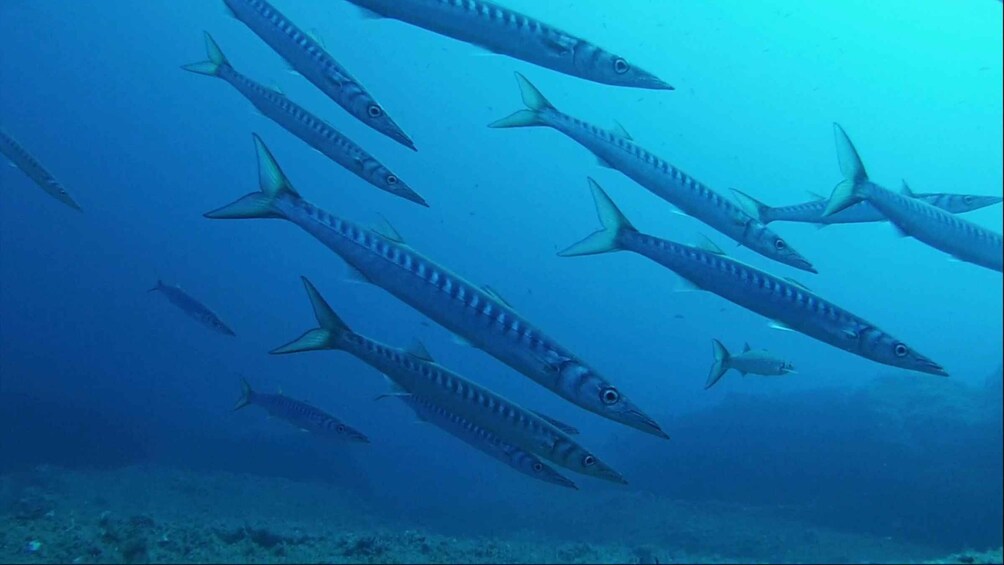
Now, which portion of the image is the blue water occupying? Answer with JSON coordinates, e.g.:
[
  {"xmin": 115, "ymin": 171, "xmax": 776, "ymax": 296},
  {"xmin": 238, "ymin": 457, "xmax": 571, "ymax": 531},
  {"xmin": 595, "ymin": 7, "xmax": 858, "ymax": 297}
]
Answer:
[{"xmin": 1, "ymin": 1, "xmax": 1001, "ymax": 561}]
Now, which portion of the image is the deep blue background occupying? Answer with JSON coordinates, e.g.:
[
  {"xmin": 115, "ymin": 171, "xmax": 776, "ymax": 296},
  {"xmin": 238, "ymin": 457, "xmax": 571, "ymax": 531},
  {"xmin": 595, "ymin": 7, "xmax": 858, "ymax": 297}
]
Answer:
[{"xmin": 1, "ymin": 0, "xmax": 1001, "ymax": 555}]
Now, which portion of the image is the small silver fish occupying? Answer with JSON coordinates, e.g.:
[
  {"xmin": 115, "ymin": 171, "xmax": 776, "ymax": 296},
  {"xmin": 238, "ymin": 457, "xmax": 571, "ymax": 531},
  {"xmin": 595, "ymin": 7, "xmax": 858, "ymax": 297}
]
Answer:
[
  {"xmin": 0, "ymin": 128, "xmax": 82, "ymax": 211},
  {"xmin": 705, "ymin": 340, "xmax": 795, "ymax": 389},
  {"xmin": 149, "ymin": 280, "xmax": 235, "ymax": 336}
]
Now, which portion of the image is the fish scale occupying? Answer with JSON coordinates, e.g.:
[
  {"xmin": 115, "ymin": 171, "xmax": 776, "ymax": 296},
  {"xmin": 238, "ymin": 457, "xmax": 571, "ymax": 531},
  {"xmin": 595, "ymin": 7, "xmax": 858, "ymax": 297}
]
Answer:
[
  {"xmin": 559, "ymin": 178, "xmax": 947, "ymax": 377},
  {"xmin": 224, "ymin": 0, "xmax": 415, "ymax": 149},
  {"xmin": 182, "ymin": 33, "xmax": 425, "ymax": 206},
  {"xmin": 269, "ymin": 277, "xmax": 626, "ymax": 483},
  {"xmin": 205, "ymin": 134, "xmax": 666, "ymax": 439},
  {"xmin": 490, "ymin": 73, "xmax": 816, "ymax": 273}
]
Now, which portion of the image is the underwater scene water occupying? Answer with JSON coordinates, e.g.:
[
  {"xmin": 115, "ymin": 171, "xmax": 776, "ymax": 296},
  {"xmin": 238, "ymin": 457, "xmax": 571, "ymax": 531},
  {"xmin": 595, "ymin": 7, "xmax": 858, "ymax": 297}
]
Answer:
[{"xmin": 1, "ymin": 1, "xmax": 1002, "ymax": 563}]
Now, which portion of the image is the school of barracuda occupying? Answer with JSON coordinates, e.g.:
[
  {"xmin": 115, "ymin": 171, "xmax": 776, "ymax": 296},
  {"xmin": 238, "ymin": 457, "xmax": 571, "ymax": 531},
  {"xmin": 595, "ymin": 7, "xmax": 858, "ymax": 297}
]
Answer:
[{"xmin": 1, "ymin": 0, "xmax": 1000, "ymax": 488}]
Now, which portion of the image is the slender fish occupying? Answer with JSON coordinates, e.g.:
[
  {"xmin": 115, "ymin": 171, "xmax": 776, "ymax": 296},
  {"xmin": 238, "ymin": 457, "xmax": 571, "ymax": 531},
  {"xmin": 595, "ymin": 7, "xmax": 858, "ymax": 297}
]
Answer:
[
  {"xmin": 343, "ymin": 0, "xmax": 672, "ymax": 90},
  {"xmin": 234, "ymin": 379, "xmax": 369, "ymax": 442},
  {"xmin": 732, "ymin": 188, "xmax": 1002, "ymax": 226},
  {"xmin": 705, "ymin": 340, "xmax": 795, "ymax": 390},
  {"xmin": 182, "ymin": 32, "xmax": 426, "ymax": 206},
  {"xmin": 824, "ymin": 124, "xmax": 1003, "ymax": 273},
  {"xmin": 384, "ymin": 387, "xmax": 577, "ymax": 489},
  {"xmin": 271, "ymin": 276, "xmax": 626, "ymax": 483},
  {"xmin": 224, "ymin": 0, "xmax": 416, "ymax": 149},
  {"xmin": 0, "ymin": 128, "xmax": 82, "ymax": 211},
  {"xmin": 559, "ymin": 178, "xmax": 947, "ymax": 377},
  {"xmin": 490, "ymin": 73, "xmax": 815, "ymax": 273},
  {"xmin": 148, "ymin": 279, "xmax": 236, "ymax": 336},
  {"xmin": 204, "ymin": 134, "xmax": 666, "ymax": 439}
]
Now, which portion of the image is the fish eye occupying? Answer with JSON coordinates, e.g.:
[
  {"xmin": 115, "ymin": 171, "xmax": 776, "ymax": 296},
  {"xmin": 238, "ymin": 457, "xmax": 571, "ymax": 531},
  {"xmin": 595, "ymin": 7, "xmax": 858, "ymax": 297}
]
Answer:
[
  {"xmin": 386, "ymin": 174, "xmax": 398, "ymax": 185},
  {"xmin": 600, "ymin": 387, "xmax": 620, "ymax": 405},
  {"xmin": 367, "ymin": 105, "xmax": 383, "ymax": 118},
  {"xmin": 774, "ymin": 239, "xmax": 787, "ymax": 250},
  {"xmin": 963, "ymin": 196, "xmax": 973, "ymax": 204},
  {"xmin": 337, "ymin": 424, "xmax": 345, "ymax": 432},
  {"xmin": 582, "ymin": 455, "xmax": 596, "ymax": 467},
  {"xmin": 893, "ymin": 343, "xmax": 908, "ymax": 357},
  {"xmin": 532, "ymin": 462, "xmax": 543, "ymax": 472},
  {"xmin": 613, "ymin": 58, "xmax": 629, "ymax": 74}
]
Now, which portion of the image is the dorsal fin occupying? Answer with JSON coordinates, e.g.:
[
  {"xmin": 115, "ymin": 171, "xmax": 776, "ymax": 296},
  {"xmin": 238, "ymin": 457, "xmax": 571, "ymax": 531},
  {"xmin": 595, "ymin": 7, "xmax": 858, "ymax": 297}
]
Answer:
[
  {"xmin": 900, "ymin": 180, "xmax": 915, "ymax": 197},
  {"xmin": 372, "ymin": 215, "xmax": 406, "ymax": 244},
  {"xmin": 481, "ymin": 285, "xmax": 514, "ymax": 309},
  {"xmin": 783, "ymin": 277, "xmax": 812, "ymax": 292},
  {"xmin": 611, "ymin": 121, "xmax": 633, "ymax": 141},
  {"xmin": 405, "ymin": 339, "xmax": 434, "ymax": 362},
  {"xmin": 307, "ymin": 29, "xmax": 327, "ymax": 50},
  {"xmin": 696, "ymin": 235, "xmax": 726, "ymax": 255},
  {"xmin": 269, "ymin": 83, "xmax": 284, "ymax": 95},
  {"xmin": 532, "ymin": 411, "xmax": 580, "ymax": 435},
  {"xmin": 743, "ymin": 342, "xmax": 751, "ymax": 353}
]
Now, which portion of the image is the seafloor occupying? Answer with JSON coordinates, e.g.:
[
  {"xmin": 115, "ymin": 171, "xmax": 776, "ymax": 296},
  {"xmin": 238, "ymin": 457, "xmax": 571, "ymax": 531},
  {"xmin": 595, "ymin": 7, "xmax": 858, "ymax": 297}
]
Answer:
[{"xmin": 1, "ymin": 465, "xmax": 999, "ymax": 564}]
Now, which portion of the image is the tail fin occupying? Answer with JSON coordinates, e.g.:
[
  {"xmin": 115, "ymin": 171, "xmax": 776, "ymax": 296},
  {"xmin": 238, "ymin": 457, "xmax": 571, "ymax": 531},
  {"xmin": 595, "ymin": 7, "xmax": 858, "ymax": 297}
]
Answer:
[
  {"xmin": 204, "ymin": 134, "xmax": 299, "ymax": 220},
  {"xmin": 731, "ymin": 189, "xmax": 773, "ymax": 223},
  {"xmin": 234, "ymin": 378, "xmax": 254, "ymax": 411},
  {"xmin": 558, "ymin": 178, "xmax": 635, "ymax": 257},
  {"xmin": 182, "ymin": 31, "xmax": 230, "ymax": 77},
  {"xmin": 705, "ymin": 339, "xmax": 731, "ymax": 389},
  {"xmin": 147, "ymin": 279, "xmax": 164, "ymax": 293},
  {"xmin": 822, "ymin": 123, "xmax": 869, "ymax": 217},
  {"xmin": 488, "ymin": 72, "xmax": 554, "ymax": 129},
  {"xmin": 270, "ymin": 276, "xmax": 351, "ymax": 354}
]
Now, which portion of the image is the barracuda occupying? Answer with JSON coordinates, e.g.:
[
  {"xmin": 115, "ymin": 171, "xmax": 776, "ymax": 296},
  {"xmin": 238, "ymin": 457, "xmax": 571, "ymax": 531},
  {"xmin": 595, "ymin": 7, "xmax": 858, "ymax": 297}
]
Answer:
[
  {"xmin": 234, "ymin": 379, "xmax": 369, "ymax": 442},
  {"xmin": 824, "ymin": 124, "xmax": 1003, "ymax": 273},
  {"xmin": 271, "ymin": 276, "xmax": 626, "ymax": 484},
  {"xmin": 384, "ymin": 388, "xmax": 577, "ymax": 489},
  {"xmin": 224, "ymin": 0, "xmax": 415, "ymax": 149},
  {"xmin": 148, "ymin": 280, "xmax": 236, "ymax": 336},
  {"xmin": 204, "ymin": 134, "xmax": 666, "ymax": 439},
  {"xmin": 560, "ymin": 177, "xmax": 948, "ymax": 377},
  {"xmin": 182, "ymin": 32, "xmax": 425, "ymax": 206},
  {"xmin": 343, "ymin": 0, "xmax": 672, "ymax": 90},
  {"xmin": 732, "ymin": 188, "xmax": 1002, "ymax": 226},
  {"xmin": 0, "ymin": 128, "xmax": 82, "ymax": 211},
  {"xmin": 490, "ymin": 73, "xmax": 816, "ymax": 273}
]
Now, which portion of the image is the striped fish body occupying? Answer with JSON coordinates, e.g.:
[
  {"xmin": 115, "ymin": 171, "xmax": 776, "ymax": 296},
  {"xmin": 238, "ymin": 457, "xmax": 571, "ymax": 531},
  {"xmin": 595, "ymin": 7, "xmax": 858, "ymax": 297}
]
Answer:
[
  {"xmin": 271, "ymin": 195, "xmax": 663, "ymax": 438},
  {"xmin": 860, "ymin": 183, "xmax": 1003, "ymax": 272},
  {"xmin": 249, "ymin": 391, "xmax": 369, "ymax": 442},
  {"xmin": 331, "ymin": 329, "xmax": 623, "ymax": 482},
  {"xmin": 150, "ymin": 281, "xmax": 235, "ymax": 336},
  {"xmin": 615, "ymin": 230, "xmax": 945, "ymax": 375},
  {"xmin": 761, "ymin": 194, "xmax": 1001, "ymax": 225},
  {"xmin": 398, "ymin": 394, "xmax": 576, "ymax": 488},
  {"xmin": 224, "ymin": 0, "xmax": 415, "ymax": 149},
  {"xmin": 345, "ymin": 0, "xmax": 671, "ymax": 89},
  {"xmin": 0, "ymin": 129, "xmax": 81, "ymax": 211}
]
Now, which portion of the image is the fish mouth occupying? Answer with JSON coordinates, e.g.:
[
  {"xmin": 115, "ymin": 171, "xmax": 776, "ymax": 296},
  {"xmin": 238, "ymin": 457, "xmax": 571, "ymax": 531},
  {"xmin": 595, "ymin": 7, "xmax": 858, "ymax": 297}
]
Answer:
[
  {"xmin": 628, "ymin": 410, "xmax": 670, "ymax": 440},
  {"xmin": 791, "ymin": 259, "xmax": 818, "ymax": 274},
  {"xmin": 550, "ymin": 475, "xmax": 579, "ymax": 490},
  {"xmin": 919, "ymin": 360, "xmax": 949, "ymax": 377},
  {"xmin": 635, "ymin": 73, "xmax": 675, "ymax": 91},
  {"xmin": 402, "ymin": 190, "xmax": 429, "ymax": 207}
]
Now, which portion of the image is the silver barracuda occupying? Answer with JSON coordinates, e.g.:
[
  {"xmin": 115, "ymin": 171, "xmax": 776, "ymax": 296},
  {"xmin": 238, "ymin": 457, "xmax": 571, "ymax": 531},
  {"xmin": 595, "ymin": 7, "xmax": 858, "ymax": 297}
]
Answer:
[
  {"xmin": 182, "ymin": 32, "xmax": 425, "ymax": 206},
  {"xmin": 731, "ymin": 188, "xmax": 1001, "ymax": 226},
  {"xmin": 204, "ymin": 134, "xmax": 666, "ymax": 439},
  {"xmin": 224, "ymin": 0, "xmax": 415, "ymax": 149},
  {"xmin": 0, "ymin": 128, "xmax": 82, "ymax": 211},
  {"xmin": 234, "ymin": 379, "xmax": 369, "ymax": 442},
  {"xmin": 343, "ymin": 0, "xmax": 672, "ymax": 90},
  {"xmin": 149, "ymin": 279, "xmax": 236, "ymax": 336},
  {"xmin": 559, "ymin": 178, "xmax": 948, "ymax": 377},
  {"xmin": 382, "ymin": 388, "xmax": 577, "ymax": 489},
  {"xmin": 271, "ymin": 276, "xmax": 627, "ymax": 484},
  {"xmin": 823, "ymin": 124, "xmax": 1002, "ymax": 273},
  {"xmin": 490, "ymin": 73, "xmax": 816, "ymax": 273}
]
